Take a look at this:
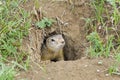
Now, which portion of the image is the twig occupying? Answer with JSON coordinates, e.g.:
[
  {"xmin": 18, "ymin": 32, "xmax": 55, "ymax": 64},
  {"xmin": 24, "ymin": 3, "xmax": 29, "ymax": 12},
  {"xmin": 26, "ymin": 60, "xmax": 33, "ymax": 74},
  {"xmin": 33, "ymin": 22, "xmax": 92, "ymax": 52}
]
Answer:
[
  {"xmin": 33, "ymin": 6, "xmax": 39, "ymax": 21},
  {"xmin": 56, "ymin": 17, "xmax": 63, "ymax": 34},
  {"xmin": 56, "ymin": 17, "xmax": 64, "ymax": 25},
  {"xmin": 56, "ymin": 17, "xmax": 69, "ymax": 26},
  {"xmin": 61, "ymin": 10, "xmax": 66, "ymax": 18}
]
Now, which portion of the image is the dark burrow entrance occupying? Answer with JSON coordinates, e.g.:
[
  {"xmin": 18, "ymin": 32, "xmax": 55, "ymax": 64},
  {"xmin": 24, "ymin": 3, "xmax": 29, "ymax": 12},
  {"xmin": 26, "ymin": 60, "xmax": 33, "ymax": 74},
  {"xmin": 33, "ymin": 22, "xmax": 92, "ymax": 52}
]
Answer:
[{"xmin": 40, "ymin": 25, "xmax": 86, "ymax": 61}]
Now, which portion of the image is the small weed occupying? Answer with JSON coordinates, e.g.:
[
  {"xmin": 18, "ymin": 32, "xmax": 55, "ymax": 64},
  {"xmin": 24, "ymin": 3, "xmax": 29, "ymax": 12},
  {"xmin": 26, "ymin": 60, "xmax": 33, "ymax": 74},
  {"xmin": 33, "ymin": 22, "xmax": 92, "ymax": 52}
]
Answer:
[
  {"xmin": 91, "ymin": 0, "xmax": 105, "ymax": 24},
  {"xmin": 87, "ymin": 32, "xmax": 114, "ymax": 58},
  {"xmin": 108, "ymin": 53, "xmax": 120, "ymax": 75},
  {"xmin": 107, "ymin": 0, "xmax": 120, "ymax": 27},
  {"xmin": 0, "ymin": 0, "xmax": 31, "ymax": 73},
  {"xmin": 108, "ymin": 65, "xmax": 119, "ymax": 75},
  {"xmin": 89, "ymin": 0, "xmax": 120, "ymax": 75},
  {"xmin": 115, "ymin": 53, "xmax": 120, "ymax": 66},
  {"xmin": 87, "ymin": 32, "xmax": 104, "ymax": 57},
  {"xmin": 35, "ymin": 17, "xmax": 55, "ymax": 29},
  {"xmin": 0, "ymin": 62, "xmax": 16, "ymax": 80},
  {"xmin": 0, "ymin": 0, "xmax": 31, "ymax": 58},
  {"xmin": 90, "ymin": 0, "xmax": 120, "ymax": 32}
]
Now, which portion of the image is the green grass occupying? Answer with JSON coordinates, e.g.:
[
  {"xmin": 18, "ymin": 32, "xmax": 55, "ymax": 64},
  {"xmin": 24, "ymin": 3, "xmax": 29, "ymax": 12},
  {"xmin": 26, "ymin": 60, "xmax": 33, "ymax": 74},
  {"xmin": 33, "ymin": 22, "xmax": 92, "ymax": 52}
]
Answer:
[
  {"xmin": 0, "ymin": 0, "xmax": 31, "ymax": 58},
  {"xmin": 86, "ymin": 32, "xmax": 104, "ymax": 57},
  {"xmin": 86, "ymin": 0, "xmax": 120, "ymax": 75},
  {"xmin": 0, "ymin": 0, "xmax": 55, "ymax": 79},
  {"xmin": 86, "ymin": 0, "xmax": 120, "ymax": 56},
  {"xmin": 0, "ymin": 0, "xmax": 31, "ymax": 79},
  {"xmin": 35, "ymin": 17, "xmax": 55, "ymax": 29},
  {"xmin": 91, "ymin": 0, "xmax": 105, "ymax": 24},
  {"xmin": 107, "ymin": 0, "xmax": 120, "ymax": 27},
  {"xmin": 91, "ymin": 0, "xmax": 120, "ymax": 25},
  {"xmin": 0, "ymin": 62, "xmax": 16, "ymax": 80},
  {"xmin": 86, "ymin": 32, "xmax": 114, "ymax": 58},
  {"xmin": 108, "ymin": 53, "xmax": 120, "ymax": 75}
]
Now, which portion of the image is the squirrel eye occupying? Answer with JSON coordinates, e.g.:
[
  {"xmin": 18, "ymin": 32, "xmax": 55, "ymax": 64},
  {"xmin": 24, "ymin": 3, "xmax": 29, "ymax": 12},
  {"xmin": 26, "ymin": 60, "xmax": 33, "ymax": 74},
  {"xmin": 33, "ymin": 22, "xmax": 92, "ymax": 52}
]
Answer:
[
  {"xmin": 51, "ymin": 39, "xmax": 55, "ymax": 42},
  {"xmin": 61, "ymin": 41, "xmax": 65, "ymax": 44}
]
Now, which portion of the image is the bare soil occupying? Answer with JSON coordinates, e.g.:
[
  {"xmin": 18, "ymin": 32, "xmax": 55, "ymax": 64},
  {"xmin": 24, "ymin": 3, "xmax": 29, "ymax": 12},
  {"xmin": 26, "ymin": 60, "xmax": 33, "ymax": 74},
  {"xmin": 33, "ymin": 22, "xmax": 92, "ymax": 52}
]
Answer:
[
  {"xmin": 16, "ymin": 58, "xmax": 119, "ymax": 80},
  {"xmin": 17, "ymin": 0, "xmax": 120, "ymax": 80}
]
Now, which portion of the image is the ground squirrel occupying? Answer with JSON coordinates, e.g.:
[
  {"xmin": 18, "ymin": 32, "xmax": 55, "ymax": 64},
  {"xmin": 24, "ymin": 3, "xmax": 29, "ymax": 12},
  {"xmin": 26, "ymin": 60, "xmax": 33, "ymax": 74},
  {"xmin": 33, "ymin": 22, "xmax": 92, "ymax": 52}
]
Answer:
[{"xmin": 41, "ymin": 34, "xmax": 65, "ymax": 61}]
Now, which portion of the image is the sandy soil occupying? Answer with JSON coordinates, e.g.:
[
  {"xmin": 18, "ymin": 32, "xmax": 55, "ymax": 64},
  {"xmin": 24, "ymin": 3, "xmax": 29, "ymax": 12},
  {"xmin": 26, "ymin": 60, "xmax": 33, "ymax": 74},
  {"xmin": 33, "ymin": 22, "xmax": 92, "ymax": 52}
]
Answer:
[{"xmin": 16, "ymin": 57, "xmax": 119, "ymax": 80}]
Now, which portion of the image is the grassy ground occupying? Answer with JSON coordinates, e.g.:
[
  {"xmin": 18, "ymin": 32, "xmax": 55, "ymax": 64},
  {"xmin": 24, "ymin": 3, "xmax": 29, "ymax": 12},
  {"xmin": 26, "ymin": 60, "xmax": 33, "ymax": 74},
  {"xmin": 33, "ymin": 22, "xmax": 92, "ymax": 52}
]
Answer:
[
  {"xmin": 0, "ymin": 0, "xmax": 120, "ymax": 79},
  {"xmin": 0, "ymin": 0, "xmax": 31, "ymax": 79},
  {"xmin": 86, "ymin": 0, "xmax": 120, "ymax": 74}
]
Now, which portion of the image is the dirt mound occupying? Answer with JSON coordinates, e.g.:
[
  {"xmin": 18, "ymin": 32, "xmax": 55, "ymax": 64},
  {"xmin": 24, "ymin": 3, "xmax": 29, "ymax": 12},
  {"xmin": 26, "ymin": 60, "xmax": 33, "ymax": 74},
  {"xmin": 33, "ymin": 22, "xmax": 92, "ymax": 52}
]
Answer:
[{"xmin": 16, "ymin": 58, "xmax": 119, "ymax": 80}]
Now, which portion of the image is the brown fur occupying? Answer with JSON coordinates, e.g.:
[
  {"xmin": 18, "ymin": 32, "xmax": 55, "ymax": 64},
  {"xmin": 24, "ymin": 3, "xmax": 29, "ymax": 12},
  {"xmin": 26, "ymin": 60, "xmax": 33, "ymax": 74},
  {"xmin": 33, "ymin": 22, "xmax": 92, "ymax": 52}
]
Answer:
[{"xmin": 41, "ymin": 34, "xmax": 65, "ymax": 61}]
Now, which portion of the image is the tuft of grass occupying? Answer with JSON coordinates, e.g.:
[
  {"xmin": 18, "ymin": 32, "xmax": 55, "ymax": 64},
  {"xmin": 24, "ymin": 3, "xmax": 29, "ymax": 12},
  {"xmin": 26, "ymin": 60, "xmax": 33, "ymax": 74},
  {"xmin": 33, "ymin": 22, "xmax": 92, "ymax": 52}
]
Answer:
[
  {"xmin": 87, "ymin": 32, "xmax": 104, "ymax": 57},
  {"xmin": 87, "ymin": 32, "xmax": 114, "ymax": 58},
  {"xmin": 88, "ymin": 0, "xmax": 120, "ymax": 75},
  {"xmin": 108, "ymin": 65, "xmax": 118, "ymax": 75},
  {"xmin": 0, "ymin": 0, "xmax": 31, "ymax": 59},
  {"xmin": 35, "ymin": 17, "xmax": 55, "ymax": 29},
  {"xmin": 87, "ymin": 0, "xmax": 120, "ymax": 56},
  {"xmin": 0, "ymin": 62, "xmax": 16, "ymax": 80},
  {"xmin": 108, "ymin": 53, "xmax": 120, "ymax": 75},
  {"xmin": 0, "ymin": 0, "xmax": 31, "ymax": 74},
  {"xmin": 91, "ymin": 0, "xmax": 120, "ymax": 26},
  {"xmin": 91, "ymin": 0, "xmax": 105, "ymax": 24},
  {"xmin": 107, "ymin": 0, "xmax": 120, "ymax": 26},
  {"xmin": 108, "ymin": 47, "xmax": 120, "ymax": 75}
]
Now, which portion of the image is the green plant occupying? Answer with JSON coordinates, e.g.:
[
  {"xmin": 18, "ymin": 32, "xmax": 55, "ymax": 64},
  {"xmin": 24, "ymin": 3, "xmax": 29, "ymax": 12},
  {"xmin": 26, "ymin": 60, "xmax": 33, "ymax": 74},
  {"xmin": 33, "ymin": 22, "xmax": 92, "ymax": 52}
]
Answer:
[
  {"xmin": 87, "ymin": 32, "xmax": 114, "ymax": 58},
  {"xmin": 87, "ymin": 32, "xmax": 104, "ymax": 57},
  {"xmin": 104, "ymin": 35, "xmax": 114, "ymax": 57},
  {"xmin": 90, "ymin": 0, "xmax": 120, "ymax": 31},
  {"xmin": 88, "ymin": 0, "xmax": 120, "ymax": 56},
  {"xmin": 107, "ymin": 0, "xmax": 120, "ymax": 26},
  {"xmin": 0, "ymin": 1, "xmax": 31, "ymax": 79},
  {"xmin": 109, "ymin": 53, "xmax": 120, "ymax": 74},
  {"xmin": 108, "ymin": 65, "xmax": 118, "ymax": 75},
  {"xmin": 0, "ymin": 0, "xmax": 31, "ymax": 56},
  {"xmin": 0, "ymin": 0, "xmax": 31, "ymax": 72},
  {"xmin": 35, "ymin": 17, "xmax": 55, "ymax": 29},
  {"xmin": 91, "ymin": 0, "xmax": 105, "ymax": 24},
  {"xmin": 108, "ymin": 53, "xmax": 120, "ymax": 75},
  {"xmin": 0, "ymin": 62, "xmax": 16, "ymax": 80}
]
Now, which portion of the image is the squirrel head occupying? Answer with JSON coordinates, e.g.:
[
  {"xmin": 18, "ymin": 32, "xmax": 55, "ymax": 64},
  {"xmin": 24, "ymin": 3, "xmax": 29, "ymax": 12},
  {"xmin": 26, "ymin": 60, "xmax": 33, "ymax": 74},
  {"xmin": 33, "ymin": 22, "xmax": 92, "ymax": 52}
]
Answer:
[{"xmin": 46, "ymin": 34, "xmax": 65, "ymax": 52}]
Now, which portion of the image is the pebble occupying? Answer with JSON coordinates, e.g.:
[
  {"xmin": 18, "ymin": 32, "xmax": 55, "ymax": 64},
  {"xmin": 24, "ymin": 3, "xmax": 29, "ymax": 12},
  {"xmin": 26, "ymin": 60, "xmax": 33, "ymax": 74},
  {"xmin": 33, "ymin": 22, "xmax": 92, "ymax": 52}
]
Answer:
[
  {"xmin": 105, "ymin": 74, "xmax": 109, "ymax": 76},
  {"xmin": 98, "ymin": 61, "xmax": 103, "ymax": 65},
  {"xmin": 97, "ymin": 69, "xmax": 100, "ymax": 72},
  {"xmin": 84, "ymin": 65, "xmax": 88, "ymax": 67}
]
